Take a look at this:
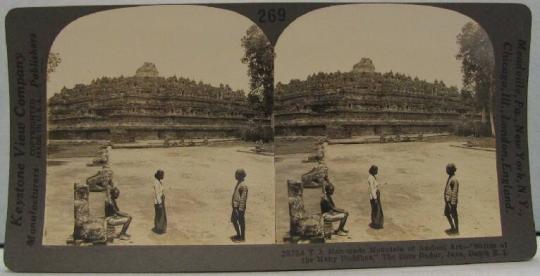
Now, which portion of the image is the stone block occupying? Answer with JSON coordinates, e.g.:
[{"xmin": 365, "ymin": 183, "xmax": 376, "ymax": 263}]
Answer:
[
  {"xmin": 301, "ymin": 164, "xmax": 329, "ymax": 189},
  {"xmin": 89, "ymin": 191, "xmax": 107, "ymax": 219},
  {"xmin": 286, "ymin": 179, "xmax": 325, "ymax": 242}
]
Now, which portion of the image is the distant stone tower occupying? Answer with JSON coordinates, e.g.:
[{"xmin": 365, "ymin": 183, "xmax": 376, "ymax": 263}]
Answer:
[
  {"xmin": 135, "ymin": 62, "xmax": 159, "ymax": 77},
  {"xmin": 352, "ymin": 58, "xmax": 375, "ymax": 73}
]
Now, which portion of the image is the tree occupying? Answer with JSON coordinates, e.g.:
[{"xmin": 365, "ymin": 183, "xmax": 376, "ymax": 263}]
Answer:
[
  {"xmin": 456, "ymin": 22, "xmax": 495, "ymax": 136},
  {"xmin": 47, "ymin": 52, "xmax": 62, "ymax": 80},
  {"xmin": 241, "ymin": 25, "xmax": 275, "ymax": 117},
  {"xmin": 460, "ymin": 88, "xmax": 474, "ymax": 102}
]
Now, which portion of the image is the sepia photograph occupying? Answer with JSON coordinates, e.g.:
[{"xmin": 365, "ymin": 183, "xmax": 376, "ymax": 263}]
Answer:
[
  {"xmin": 44, "ymin": 5, "xmax": 275, "ymax": 246},
  {"xmin": 3, "ymin": 1, "xmax": 537, "ymax": 272},
  {"xmin": 42, "ymin": 3, "xmax": 502, "ymax": 247},
  {"xmin": 274, "ymin": 4, "xmax": 500, "ymax": 243}
]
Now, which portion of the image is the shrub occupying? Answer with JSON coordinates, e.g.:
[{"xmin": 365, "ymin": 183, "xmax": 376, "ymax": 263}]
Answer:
[
  {"xmin": 241, "ymin": 124, "xmax": 273, "ymax": 142},
  {"xmin": 454, "ymin": 120, "xmax": 492, "ymax": 137}
]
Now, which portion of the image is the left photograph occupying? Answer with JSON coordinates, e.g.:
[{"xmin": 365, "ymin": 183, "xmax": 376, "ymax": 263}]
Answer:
[{"xmin": 44, "ymin": 5, "xmax": 275, "ymax": 246}]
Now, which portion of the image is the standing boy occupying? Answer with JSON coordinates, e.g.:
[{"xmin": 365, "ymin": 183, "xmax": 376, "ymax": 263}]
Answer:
[
  {"xmin": 444, "ymin": 163, "xmax": 459, "ymax": 235},
  {"xmin": 231, "ymin": 169, "xmax": 248, "ymax": 242}
]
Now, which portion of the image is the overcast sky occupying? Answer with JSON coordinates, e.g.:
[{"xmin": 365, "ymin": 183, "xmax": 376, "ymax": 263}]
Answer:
[
  {"xmin": 275, "ymin": 4, "xmax": 485, "ymax": 89},
  {"xmin": 47, "ymin": 5, "xmax": 253, "ymax": 99},
  {"xmin": 48, "ymin": 4, "xmax": 489, "ymax": 99}
]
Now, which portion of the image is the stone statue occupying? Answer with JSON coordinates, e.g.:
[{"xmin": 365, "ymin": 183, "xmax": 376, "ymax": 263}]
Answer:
[
  {"xmin": 254, "ymin": 140, "xmax": 264, "ymax": 153},
  {"xmin": 352, "ymin": 58, "xmax": 376, "ymax": 73},
  {"xmin": 88, "ymin": 147, "xmax": 109, "ymax": 167},
  {"xmin": 301, "ymin": 164, "xmax": 331, "ymax": 190},
  {"xmin": 72, "ymin": 182, "xmax": 90, "ymax": 241},
  {"xmin": 379, "ymin": 133, "xmax": 386, "ymax": 143},
  {"xmin": 135, "ymin": 62, "xmax": 159, "ymax": 78},
  {"xmin": 68, "ymin": 182, "xmax": 107, "ymax": 245},
  {"xmin": 286, "ymin": 180, "xmax": 324, "ymax": 243},
  {"xmin": 86, "ymin": 165, "xmax": 114, "ymax": 192},
  {"xmin": 304, "ymin": 140, "xmax": 326, "ymax": 163}
]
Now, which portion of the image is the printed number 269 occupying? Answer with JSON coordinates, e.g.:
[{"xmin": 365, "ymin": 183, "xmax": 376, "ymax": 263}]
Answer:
[{"xmin": 258, "ymin": 8, "xmax": 286, "ymax": 23}]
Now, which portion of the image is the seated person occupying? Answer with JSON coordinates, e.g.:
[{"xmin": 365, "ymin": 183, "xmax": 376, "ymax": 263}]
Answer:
[
  {"xmin": 105, "ymin": 187, "xmax": 132, "ymax": 240},
  {"xmin": 320, "ymin": 184, "xmax": 349, "ymax": 236}
]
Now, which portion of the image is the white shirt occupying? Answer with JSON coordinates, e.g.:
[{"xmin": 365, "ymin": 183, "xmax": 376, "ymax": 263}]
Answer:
[
  {"xmin": 368, "ymin": 174, "xmax": 379, "ymax": 200},
  {"xmin": 153, "ymin": 179, "xmax": 164, "ymax": 205}
]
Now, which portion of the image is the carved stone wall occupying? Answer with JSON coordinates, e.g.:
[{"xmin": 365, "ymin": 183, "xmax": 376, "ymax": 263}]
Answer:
[
  {"xmin": 49, "ymin": 63, "xmax": 254, "ymax": 140},
  {"xmin": 275, "ymin": 59, "xmax": 478, "ymax": 138}
]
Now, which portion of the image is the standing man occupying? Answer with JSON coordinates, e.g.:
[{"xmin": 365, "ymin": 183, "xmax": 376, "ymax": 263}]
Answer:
[
  {"xmin": 231, "ymin": 169, "xmax": 248, "ymax": 242},
  {"xmin": 152, "ymin": 169, "xmax": 167, "ymax": 234},
  {"xmin": 444, "ymin": 163, "xmax": 459, "ymax": 235},
  {"xmin": 368, "ymin": 165, "xmax": 384, "ymax": 229}
]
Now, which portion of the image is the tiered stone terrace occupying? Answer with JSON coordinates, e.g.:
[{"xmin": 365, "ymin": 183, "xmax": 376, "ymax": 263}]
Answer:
[
  {"xmin": 48, "ymin": 63, "xmax": 253, "ymax": 141},
  {"xmin": 274, "ymin": 59, "xmax": 476, "ymax": 138}
]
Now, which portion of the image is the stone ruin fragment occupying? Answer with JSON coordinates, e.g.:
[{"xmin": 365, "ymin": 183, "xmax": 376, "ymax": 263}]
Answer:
[
  {"xmin": 379, "ymin": 133, "xmax": 386, "ymax": 143},
  {"xmin": 87, "ymin": 147, "xmax": 109, "ymax": 167},
  {"xmin": 253, "ymin": 140, "xmax": 273, "ymax": 154},
  {"xmin": 381, "ymin": 132, "xmax": 419, "ymax": 143},
  {"xmin": 86, "ymin": 166, "xmax": 114, "ymax": 192},
  {"xmin": 274, "ymin": 59, "xmax": 476, "ymax": 139},
  {"xmin": 254, "ymin": 140, "xmax": 265, "ymax": 153},
  {"xmin": 352, "ymin": 57, "xmax": 376, "ymax": 74},
  {"xmin": 301, "ymin": 164, "xmax": 331, "ymax": 190},
  {"xmin": 285, "ymin": 180, "xmax": 327, "ymax": 243},
  {"xmin": 135, "ymin": 62, "xmax": 159, "ymax": 78},
  {"xmin": 303, "ymin": 140, "xmax": 326, "ymax": 163},
  {"xmin": 67, "ymin": 182, "xmax": 108, "ymax": 245},
  {"xmin": 48, "ymin": 63, "xmax": 256, "ymax": 142}
]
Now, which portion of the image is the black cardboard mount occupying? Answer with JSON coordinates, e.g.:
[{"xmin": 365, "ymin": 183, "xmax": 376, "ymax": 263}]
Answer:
[{"xmin": 3, "ymin": 2, "xmax": 535, "ymax": 272}]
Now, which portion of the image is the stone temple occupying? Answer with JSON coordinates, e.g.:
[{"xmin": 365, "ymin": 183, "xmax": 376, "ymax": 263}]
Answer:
[
  {"xmin": 274, "ymin": 58, "xmax": 476, "ymax": 138},
  {"xmin": 48, "ymin": 63, "xmax": 253, "ymax": 141}
]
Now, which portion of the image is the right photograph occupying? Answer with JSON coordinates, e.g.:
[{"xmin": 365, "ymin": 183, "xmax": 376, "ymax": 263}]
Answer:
[{"xmin": 274, "ymin": 4, "xmax": 500, "ymax": 243}]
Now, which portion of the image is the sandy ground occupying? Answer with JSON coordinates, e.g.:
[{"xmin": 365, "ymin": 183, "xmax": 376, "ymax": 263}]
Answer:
[
  {"xmin": 44, "ymin": 144, "xmax": 275, "ymax": 245},
  {"xmin": 275, "ymin": 140, "xmax": 501, "ymax": 243}
]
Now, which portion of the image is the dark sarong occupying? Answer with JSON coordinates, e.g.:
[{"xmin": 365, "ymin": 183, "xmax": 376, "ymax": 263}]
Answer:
[
  {"xmin": 230, "ymin": 208, "xmax": 245, "ymax": 224},
  {"xmin": 230, "ymin": 208, "xmax": 245, "ymax": 230},
  {"xmin": 153, "ymin": 196, "xmax": 167, "ymax": 234},
  {"xmin": 370, "ymin": 190, "xmax": 384, "ymax": 229},
  {"xmin": 444, "ymin": 202, "xmax": 457, "ymax": 217},
  {"xmin": 230, "ymin": 208, "xmax": 246, "ymax": 239}
]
